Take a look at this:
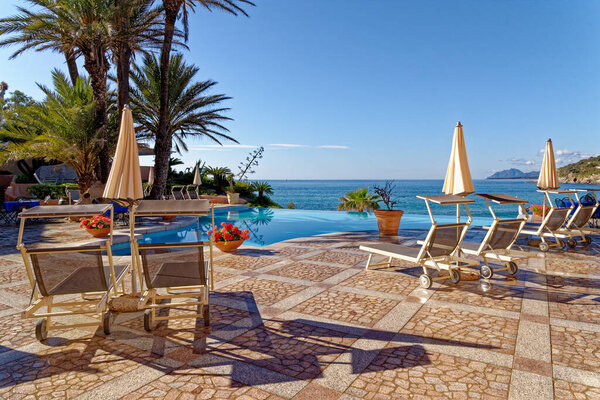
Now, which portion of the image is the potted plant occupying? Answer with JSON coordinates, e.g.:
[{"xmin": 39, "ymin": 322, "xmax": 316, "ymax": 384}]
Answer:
[
  {"xmin": 528, "ymin": 204, "xmax": 547, "ymax": 223},
  {"xmin": 208, "ymin": 222, "xmax": 250, "ymax": 252},
  {"xmin": 226, "ymin": 174, "xmax": 239, "ymax": 204},
  {"xmin": 79, "ymin": 215, "xmax": 111, "ymax": 238},
  {"xmin": 373, "ymin": 181, "xmax": 404, "ymax": 236}
]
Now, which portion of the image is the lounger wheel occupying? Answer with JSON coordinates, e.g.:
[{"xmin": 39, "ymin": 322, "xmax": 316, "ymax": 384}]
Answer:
[
  {"xmin": 449, "ymin": 269, "xmax": 460, "ymax": 284},
  {"xmin": 419, "ymin": 274, "xmax": 432, "ymax": 289},
  {"xmin": 102, "ymin": 311, "xmax": 113, "ymax": 335},
  {"xmin": 506, "ymin": 262, "xmax": 518, "ymax": 275},
  {"xmin": 567, "ymin": 238, "xmax": 577, "ymax": 248},
  {"xmin": 539, "ymin": 242, "xmax": 550, "ymax": 252},
  {"xmin": 35, "ymin": 319, "xmax": 48, "ymax": 342},
  {"xmin": 480, "ymin": 265, "xmax": 493, "ymax": 279},
  {"xmin": 559, "ymin": 240, "xmax": 567, "ymax": 250},
  {"xmin": 584, "ymin": 237, "xmax": 592, "ymax": 246},
  {"xmin": 143, "ymin": 309, "xmax": 153, "ymax": 332}
]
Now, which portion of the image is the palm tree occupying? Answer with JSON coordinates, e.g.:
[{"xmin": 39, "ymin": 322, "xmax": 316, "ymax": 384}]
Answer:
[
  {"xmin": 112, "ymin": 0, "xmax": 165, "ymax": 121},
  {"xmin": 338, "ymin": 188, "xmax": 381, "ymax": 213},
  {"xmin": 205, "ymin": 166, "xmax": 231, "ymax": 194},
  {"xmin": 130, "ymin": 54, "xmax": 237, "ymax": 197},
  {"xmin": 154, "ymin": 0, "xmax": 254, "ymax": 200},
  {"xmin": 0, "ymin": 0, "xmax": 80, "ymax": 85},
  {"xmin": 0, "ymin": 70, "xmax": 107, "ymax": 193},
  {"xmin": 251, "ymin": 181, "xmax": 273, "ymax": 200}
]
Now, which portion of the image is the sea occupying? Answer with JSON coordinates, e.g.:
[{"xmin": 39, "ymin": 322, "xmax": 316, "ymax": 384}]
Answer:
[{"xmin": 266, "ymin": 179, "xmax": 600, "ymax": 219}]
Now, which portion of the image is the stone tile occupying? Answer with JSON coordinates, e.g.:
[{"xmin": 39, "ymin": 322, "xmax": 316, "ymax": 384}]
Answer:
[
  {"xmin": 346, "ymin": 344, "xmax": 512, "ymax": 399},
  {"xmin": 551, "ymin": 325, "xmax": 600, "ymax": 373},
  {"xmin": 0, "ymin": 266, "xmax": 28, "ymax": 285},
  {"xmin": 306, "ymin": 251, "xmax": 368, "ymax": 267},
  {"xmin": 546, "ymin": 258, "xmax": 600, "ymax": 275},
  {"xmin": 431, "ymin": 282, "xmax": 524, "ymax": 313},
  {"xmin": 215, "ymin": 255, "xmax": 283, "ymax": 271},
  {"xmin": 0, "ymin": 337, "xmax": 162, "ymax": 399},
  {"xmin": 218, "ymin": 278, "xmax": 309, "ymax": 306},
  {"xmin": 268, "ymin": 262, "xmax": 344, "ymax": 282},
  {"xmin": 0, "ymin": 312, "xmax": 38, "ymax": 353},
  {"xmin": 338, "ymin": 270, "xmax": 418, "ymax": 297},
  {"xmin": 291, "ymin": 289, "xmax": 399, "ymax": 328},
  {"xmin": 216, "ymin": 319, "xmax": 359, "ymax": 381},
  {"xmin": 292, "ymin": 383, "xmax": 342, "ymax": 400},
  {"xmin": 546, "ymin": 275, "xmax": 600, "ymax": 295},
  {"xmin": 271, "ymin": 246, "xmax": 318, "ymax": 258},
  {"xmin": 548, "ymin": 291, "xmax": 600, "ymax": 324},
  {"xmin": 554, "ymin": 379, "xmax": 600, "ymax": 400},
  {"xmin": 401, "ymin": 305, "xmax": 519, "ymax": 354},
  {"xmin": 122, "ymin": 366, "xmax": 284, "ymax": 399}
]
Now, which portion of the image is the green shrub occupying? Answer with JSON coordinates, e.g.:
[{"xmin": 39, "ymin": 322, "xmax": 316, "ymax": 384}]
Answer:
[
  {"xmin": 15, "ymin": 174, "xmax": 36, "ymax": 183},
  {"xmin": 27, "ymin": 184, "xmax": 73, "ymax": 199}
]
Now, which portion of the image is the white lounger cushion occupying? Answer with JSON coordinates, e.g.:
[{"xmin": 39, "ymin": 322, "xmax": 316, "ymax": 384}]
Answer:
[{"xmin": 359, "ymin": 243, "xmax": 421, "ymax": 263}]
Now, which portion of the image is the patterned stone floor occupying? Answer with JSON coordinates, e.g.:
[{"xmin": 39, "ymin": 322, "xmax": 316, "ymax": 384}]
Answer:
[{"xmin": 0, "ymin": 222, "xmax": 599, "ymax": 399}]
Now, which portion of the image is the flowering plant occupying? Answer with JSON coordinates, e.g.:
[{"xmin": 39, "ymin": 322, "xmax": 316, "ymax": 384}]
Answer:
[
  {"xmin": 528, "ymin": 204, "xmax": 548, "ymax": 217},
  {"xmin": 207, "ymin": 222, "xmax": 249, "ymax": 242},
  {"xmin": 79, "ymin": 215, "xmax": 111, "ymax": 230}
]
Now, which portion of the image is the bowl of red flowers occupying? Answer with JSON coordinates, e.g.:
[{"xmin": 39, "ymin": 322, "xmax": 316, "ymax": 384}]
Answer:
[
  {"xmin": 79, "ymin": 215, "xmax": 112, "ymax": 238},
  {"xmin": 208, "ymin": 222, "xmax": 250, "ymax": 253}
]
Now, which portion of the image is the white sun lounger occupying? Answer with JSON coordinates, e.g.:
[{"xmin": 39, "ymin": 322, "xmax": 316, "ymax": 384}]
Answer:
[
  {"xmin": 459, "ymin": 193, "xmax": 530, "ymax": 279},
  {"xmin": 519, "ymin": 190, "xmax": 575, "ymax": 252},
  {"xmin": 360, "ymin": 194, "xmax": 479, "ymax": 289},
  {"xmin": 560, "ymin": 189, "xmax": 599, "ymax": 247}
]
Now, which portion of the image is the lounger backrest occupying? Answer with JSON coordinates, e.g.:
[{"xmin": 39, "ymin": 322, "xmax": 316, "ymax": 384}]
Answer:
[
  {"xmin": 426, "ymin": 224, "xmax": 466, "ymax": 258},
  {"xmin": 139, "ymin": 243, "xmax": 206, "ymax": 290},
  {"xmin": 544, "ymin": 208, "xmax": 570, "ymax": 231},
  {"xmin": 28, "ymin": 248, "xmax": 108, "ymax": 297},
  {"xmin": 187, "ymin": 188, "xmax": 199, "ymax": 199},
  {"xmin": 487, "ymin": 220, "xmax": 523, "ymax": 250},
  {"xmin": 172, "ymin": 187, "xmax": 186, "ymax": 200},
  {"xmin": 569, "ymin": 206, "xmax": 596, "ymax": 229}
]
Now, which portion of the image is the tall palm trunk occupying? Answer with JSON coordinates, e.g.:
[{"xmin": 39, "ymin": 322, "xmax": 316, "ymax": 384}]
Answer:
[
  {"xmin": 83, "ymin": 49, "xmax": 110, "ymax": 183},
  {"xmin": 150, "ymin": 1, "xmax": 180, "ymax": 199},
  {"xmin": 65, "ymin": 50, "xmax": 79, "ymax": 85},
  {"xmin": 114, "ymin": 0, "xmax": 131, "ymax": 123}
]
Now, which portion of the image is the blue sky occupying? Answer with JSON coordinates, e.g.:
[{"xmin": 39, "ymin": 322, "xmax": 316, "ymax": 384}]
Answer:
[{"xmin": 1, "ymin": 0, "xmax": 599, "ymax": 179}]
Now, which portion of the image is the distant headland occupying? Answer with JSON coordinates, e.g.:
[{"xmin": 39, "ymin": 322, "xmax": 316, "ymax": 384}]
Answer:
[{"xmin": 487, "ymin": 169, "xmax": 538, "ymax": 180}]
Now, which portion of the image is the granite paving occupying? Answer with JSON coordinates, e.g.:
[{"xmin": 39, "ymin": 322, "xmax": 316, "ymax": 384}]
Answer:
[{"xmin": 0, "ymin": 220, "xmax": 599, "ymax": 399}]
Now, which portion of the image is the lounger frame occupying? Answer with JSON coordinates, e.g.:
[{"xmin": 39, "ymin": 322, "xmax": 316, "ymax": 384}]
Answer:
[
  {"xmin": 519, "ymin": 190, "xmax": 575, "ymax": 251},
  {"xmin": 129, "ymin": 200, "xmax": 215, "ymax": 331},
  {"xmin": 16, "ymin": 204, "xmax": 128, "ymax": 341},
  {"xmin": 362, "ymin": 195, "xmax": 479, "ymax": 288},
  {"xmin": 171, "ymin": 185, "xmax": 187, "ymax": 200},
  {"xmin": 560, "ymin": 189, "xmax": 599, "ymax": 245}
]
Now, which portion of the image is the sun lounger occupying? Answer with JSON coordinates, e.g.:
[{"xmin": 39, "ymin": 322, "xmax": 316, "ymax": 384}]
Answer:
[
  {"xmin": 130, "ymin": 200, "xmax": 215, "ymax": 331},
  {"xmin": 459, "ymin": 193, "xmax": 530, "ymax": 278},
  {"xmin": 519, "ymin": 190, "xmax": 575, "ymax": 252},
  {"xmin": 360, "ymin": 195, "xmax": 479, "ymax": 289},
  {"xmin": 16, "ymin": 204, "xmax": 129, "ymax": 341},
  {"xmin": 186, "ymin": 185, "xmax": 200, "ymax": 200},
  {"xmin": 560, "ymin": 189, "xmax": 599, "ymax": 246},
  {"xmin": 171, "ymin": 185, "xmax": 187, "ymax": 200}
]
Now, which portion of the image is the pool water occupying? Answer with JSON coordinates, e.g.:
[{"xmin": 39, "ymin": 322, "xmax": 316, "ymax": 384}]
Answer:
[{"xmin": 112, "ymin": 207, "xmax": 494, "ymax": 254}]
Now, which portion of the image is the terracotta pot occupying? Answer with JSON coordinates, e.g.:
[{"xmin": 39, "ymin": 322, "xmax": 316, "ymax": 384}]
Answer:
[
  {"xmin": 86, "ymin": 227, "xmax": 110, "ymax": 238},
  {"xmin": 374, "ymin": 209, "xmax": 404, "ymax": 236},
  {"xmin": 215, "ymin": 239, "xmax": 244, "ymax": 252},
  {"xmin": 227, "ymin": 192, "xmax": 239, "ymax": 204}
]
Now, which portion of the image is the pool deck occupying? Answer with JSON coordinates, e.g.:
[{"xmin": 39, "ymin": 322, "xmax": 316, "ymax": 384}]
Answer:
[{"xmin": 0, "ymin": 220, "xmax": 599, "ymax": 399}]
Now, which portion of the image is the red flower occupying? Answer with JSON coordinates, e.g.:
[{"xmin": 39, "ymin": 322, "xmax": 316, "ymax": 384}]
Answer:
[
  {"xmin": 221, "ymin": 222, "xmax": 226, "ymax": 227},
  {"xmin": 232, "ymin": 227, "xmax": 240, "ymax": 235},
  {"xmin": 206, "ymin": 230, "xmax": 212, "ymax": 236},
  {"xmin": 226, "ymin": 223, "xmax": 233, "ymax": 231},
  {"xmin": 214, "ymin": 232, "xmax": 222, "ymax": 240},
  {"xmin": 224, "ymin": 233, "xmax": 233, "ymax": 241}
]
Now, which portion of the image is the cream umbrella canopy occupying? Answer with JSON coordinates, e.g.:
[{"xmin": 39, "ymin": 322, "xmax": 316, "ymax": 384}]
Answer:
[
  {"xmin": 442, "ymin": 122, "xmax": 474, "ymax": 196},
  {"xmin": 102, "ymin": 105, "xmax": 144, "ymax": 202},
  {"xmin": 193, "ymin": 164, "xmax": 201, "ymax": 185},
  {"xmin": 537, "ymin": 139, "xmax": 560, "ymax": 190}
]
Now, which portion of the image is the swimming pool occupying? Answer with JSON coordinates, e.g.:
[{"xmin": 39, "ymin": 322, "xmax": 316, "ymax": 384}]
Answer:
[{"xmin": 112, "ymin": 207, "xmax": 494, "ymax": 254}]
